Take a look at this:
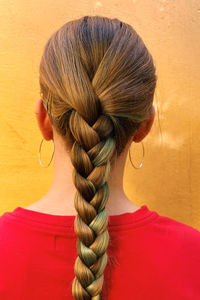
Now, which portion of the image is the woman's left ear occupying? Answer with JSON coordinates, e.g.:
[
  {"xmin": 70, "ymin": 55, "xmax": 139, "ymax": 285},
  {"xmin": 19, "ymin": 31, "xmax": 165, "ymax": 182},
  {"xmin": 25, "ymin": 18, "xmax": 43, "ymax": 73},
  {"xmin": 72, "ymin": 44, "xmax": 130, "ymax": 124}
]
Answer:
[
  {"xmin": 133, "ymin": 105, "xmax": 155, "ymax": 143},
  {"xmin": 35, "ymin": 98, "xmax": 53, "ymax": 141}
]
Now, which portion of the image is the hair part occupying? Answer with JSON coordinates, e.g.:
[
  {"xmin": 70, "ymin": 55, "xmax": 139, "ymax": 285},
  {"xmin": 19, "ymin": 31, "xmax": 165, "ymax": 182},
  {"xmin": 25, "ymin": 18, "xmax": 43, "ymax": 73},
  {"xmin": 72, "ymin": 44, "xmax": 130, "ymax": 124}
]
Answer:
[{"xmin": 39, "ymin": 15, "xmax": 157, "ymax": 299}]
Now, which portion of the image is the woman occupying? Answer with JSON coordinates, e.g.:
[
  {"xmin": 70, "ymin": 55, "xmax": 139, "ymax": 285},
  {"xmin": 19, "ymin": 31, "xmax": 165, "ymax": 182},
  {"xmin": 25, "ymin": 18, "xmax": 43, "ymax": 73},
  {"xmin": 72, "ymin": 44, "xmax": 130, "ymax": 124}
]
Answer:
[{"xmin": 0, "ymin": 15, "xmax": 199, "ymax": 300}]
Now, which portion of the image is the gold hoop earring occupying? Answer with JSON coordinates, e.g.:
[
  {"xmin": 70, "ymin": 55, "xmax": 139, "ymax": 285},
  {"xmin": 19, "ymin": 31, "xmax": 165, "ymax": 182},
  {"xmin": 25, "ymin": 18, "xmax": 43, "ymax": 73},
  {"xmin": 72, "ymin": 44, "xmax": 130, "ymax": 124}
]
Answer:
[
  {"xmin": 38, "ymin": 138, "xmax": 55, "ymax": 168},
  {"xmin": 129, "ymin": 141, "xmax": 145, "ymax": 169}
]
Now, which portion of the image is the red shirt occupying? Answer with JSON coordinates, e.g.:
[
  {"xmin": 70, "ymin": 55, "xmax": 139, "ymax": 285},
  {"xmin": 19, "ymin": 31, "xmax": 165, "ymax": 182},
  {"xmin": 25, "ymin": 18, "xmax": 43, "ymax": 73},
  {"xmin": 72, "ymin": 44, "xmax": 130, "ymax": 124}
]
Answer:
[{"xmin": 0, "ymin": 204, "xmax": 200, "ymax": 300}]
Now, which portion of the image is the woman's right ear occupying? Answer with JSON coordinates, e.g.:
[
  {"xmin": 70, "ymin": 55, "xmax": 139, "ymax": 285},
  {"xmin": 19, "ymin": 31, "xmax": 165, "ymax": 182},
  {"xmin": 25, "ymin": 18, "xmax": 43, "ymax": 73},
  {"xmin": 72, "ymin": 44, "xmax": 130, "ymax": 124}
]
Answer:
[{"xmin": 35, "ymin": 98, "xmax": 53, "ymax": 141}]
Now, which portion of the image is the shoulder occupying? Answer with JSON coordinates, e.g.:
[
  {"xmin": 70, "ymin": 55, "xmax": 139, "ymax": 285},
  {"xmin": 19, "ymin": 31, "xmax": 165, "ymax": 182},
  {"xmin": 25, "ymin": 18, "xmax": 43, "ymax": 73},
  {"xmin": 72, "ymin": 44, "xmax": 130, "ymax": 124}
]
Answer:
[
  {"xmin": 0, "ymin": 210, "xmax": 12, "ymax": 231},
  {"xmin": 0, "ymin": 208, "xmax": 32, "ymax": 249},
  {"xmin": 155, "ymin": 211, "xmax": 200, "ymax": 236},
  {"xmin": 0, "ymin": 209, "xmax": 19, "ymax": 245},
  {"xmin": 0, "ymin": 209, "xmax": 20, "ymax": 267},
  {"xmin": 152, "ymin": 211, "xmax": 200, "ymax": 255}
]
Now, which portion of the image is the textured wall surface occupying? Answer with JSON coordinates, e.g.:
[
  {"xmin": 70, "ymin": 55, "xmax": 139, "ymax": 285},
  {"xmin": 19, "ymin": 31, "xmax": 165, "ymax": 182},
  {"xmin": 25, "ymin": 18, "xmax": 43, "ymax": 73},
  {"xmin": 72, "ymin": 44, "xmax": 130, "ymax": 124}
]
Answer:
[{"xmin": 0, "ymin": 0, "xmax": 199, "ymax": 229}]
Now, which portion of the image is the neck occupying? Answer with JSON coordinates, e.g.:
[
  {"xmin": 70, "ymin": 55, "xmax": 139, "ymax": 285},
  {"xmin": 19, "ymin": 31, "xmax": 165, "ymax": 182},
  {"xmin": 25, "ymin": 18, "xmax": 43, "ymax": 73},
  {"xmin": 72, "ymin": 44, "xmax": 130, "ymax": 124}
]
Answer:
[{"xmin": 31, "ymin": 137, "xmax": 140, "ymax": 216}]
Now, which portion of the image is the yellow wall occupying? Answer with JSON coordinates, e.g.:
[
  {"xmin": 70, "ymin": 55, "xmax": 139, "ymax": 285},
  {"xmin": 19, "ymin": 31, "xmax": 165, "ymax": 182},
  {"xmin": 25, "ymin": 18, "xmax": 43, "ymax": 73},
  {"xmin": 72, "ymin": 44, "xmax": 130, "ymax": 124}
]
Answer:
[{"xmin": 0, "ymin": 0, "xmax": 199, "ymax": 230}]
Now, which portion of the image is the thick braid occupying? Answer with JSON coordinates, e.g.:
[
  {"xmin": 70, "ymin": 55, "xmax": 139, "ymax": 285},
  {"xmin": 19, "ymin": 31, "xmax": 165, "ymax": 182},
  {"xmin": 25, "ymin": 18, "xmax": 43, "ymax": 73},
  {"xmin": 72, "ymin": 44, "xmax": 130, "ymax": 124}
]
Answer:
[{"xmin": 69, "ymin": 108, "xmax": 115, "ymax": 299}]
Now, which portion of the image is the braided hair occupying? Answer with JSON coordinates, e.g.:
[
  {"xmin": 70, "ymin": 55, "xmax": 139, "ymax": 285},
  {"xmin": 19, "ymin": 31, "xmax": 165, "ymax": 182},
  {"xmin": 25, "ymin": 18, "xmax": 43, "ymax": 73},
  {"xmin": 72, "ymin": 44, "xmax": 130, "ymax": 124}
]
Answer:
[{"xmin": 39, "ymin": 15, "xmax": 157, "ymax": 299}]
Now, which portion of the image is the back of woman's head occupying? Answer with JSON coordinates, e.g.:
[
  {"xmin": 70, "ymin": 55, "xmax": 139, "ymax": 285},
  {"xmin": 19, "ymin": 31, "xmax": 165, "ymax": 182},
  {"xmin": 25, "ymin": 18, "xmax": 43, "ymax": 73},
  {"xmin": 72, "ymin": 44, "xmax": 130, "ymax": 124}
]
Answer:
[{"xmin": 39, "ymin": 15, "xmax": 157, "ymax": 300}]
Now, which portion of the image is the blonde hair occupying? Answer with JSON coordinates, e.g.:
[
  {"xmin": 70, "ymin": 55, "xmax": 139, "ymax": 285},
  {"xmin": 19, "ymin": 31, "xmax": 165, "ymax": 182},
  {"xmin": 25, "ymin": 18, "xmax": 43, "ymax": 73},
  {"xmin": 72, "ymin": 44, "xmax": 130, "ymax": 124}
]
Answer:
[{"xmin": 39, "ymin": 15, "xmax": 157, "ymax": 299}]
